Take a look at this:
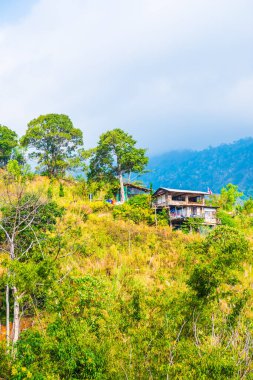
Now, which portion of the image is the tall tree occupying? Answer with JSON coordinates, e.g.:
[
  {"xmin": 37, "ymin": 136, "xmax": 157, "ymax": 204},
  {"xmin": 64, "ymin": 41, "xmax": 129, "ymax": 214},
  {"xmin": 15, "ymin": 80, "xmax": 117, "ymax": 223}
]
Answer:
[
  {"xmin": 20, "ymin": 114, "xmax": 83, "ymax": 177},
  {"xmin": 88, "ymin": 129, "xmax": 148, "ymax": 202},
  {"xmin": 0, "ymin": 125, "xmax": 18, "ymax": 167},
  {"xmin": 0, "ymin": 160, "xmax": 63, "ymax": 352},
  {"xmin": 219, "ymin": 183, "xmax": 243, "ymax": 211}
]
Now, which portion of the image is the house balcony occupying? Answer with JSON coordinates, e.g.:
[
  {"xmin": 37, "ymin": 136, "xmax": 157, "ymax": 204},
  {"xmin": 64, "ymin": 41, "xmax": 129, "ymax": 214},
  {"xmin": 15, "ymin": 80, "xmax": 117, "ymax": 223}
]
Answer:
[
  {"xmin": 204, "ymin": 217, "xmax": 220, "ymax": 225},
  {"xmin": 152, "ymin": 200, "xmax": 205, "ymax": 208},
  {"xmin": 170, "ymin": 213, "xmax": 204, "ymax": 220}
]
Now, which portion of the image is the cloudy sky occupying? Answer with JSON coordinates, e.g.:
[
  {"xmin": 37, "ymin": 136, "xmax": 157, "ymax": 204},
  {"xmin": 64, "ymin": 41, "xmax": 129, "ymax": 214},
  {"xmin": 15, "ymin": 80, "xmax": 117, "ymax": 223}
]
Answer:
[{"xmin": 0, "ymin": 0, "xmax": 253, "ymax": 154}]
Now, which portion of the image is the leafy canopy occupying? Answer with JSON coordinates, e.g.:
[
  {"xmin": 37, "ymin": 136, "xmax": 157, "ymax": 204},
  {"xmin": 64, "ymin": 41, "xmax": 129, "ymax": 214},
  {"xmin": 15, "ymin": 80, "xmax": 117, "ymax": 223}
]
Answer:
[
  {"xmin": 0, "ymin": 124, "xmax": 18, "ymax": 167},
  {"xmin": 219, "ymin": 183, "xmax": 243, "ymax": 211},
  {"xmin": 187, "ymin": 226, "xmax": 249, "ymax": 299},
  {"xmin": 88, "ymin": 128, "xmax": 148, "ymax": 181},
  {"xmin": 20, "ymin": 114, "xmax": 83, "ymax": 177}
]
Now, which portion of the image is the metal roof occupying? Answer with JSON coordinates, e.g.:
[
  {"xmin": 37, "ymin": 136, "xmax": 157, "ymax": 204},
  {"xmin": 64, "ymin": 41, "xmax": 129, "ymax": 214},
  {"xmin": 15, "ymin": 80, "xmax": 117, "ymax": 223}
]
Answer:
[
  {"xmin": 123, "ymin": 183, "xmax": 150, "ymax": 192},
  {"xmin": 153, "ymin": 187, "xmax": 209, "ymax": 196}
]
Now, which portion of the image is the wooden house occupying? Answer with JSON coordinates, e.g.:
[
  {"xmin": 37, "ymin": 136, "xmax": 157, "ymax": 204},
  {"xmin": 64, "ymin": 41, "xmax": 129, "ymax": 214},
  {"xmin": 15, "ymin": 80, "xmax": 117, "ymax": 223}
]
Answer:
[
  {"xmin": 115, "ymin": 183, "xmax": 150, "ymax": 202},
  {"xmin": 152, "ymin": 187, "xmax": 218, "ymax": 227}
]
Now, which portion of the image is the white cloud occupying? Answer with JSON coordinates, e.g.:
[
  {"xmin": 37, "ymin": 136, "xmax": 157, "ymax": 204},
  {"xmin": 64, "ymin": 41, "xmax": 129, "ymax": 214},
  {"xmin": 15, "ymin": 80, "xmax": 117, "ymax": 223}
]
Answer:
[
  {"xmin": 225, "ymin": 76, "xmax": 253, "ymax": 118},
  {"xmin": 0, "ymin": 0, "xmax": 253, "ymax": 153}
]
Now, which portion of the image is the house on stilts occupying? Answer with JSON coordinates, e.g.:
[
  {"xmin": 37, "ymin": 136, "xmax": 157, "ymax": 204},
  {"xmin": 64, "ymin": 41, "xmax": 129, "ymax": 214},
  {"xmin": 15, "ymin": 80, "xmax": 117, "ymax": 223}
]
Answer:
[{"xmin": 152, "ymin": 187, "xmax": 218, "ymax": 228}]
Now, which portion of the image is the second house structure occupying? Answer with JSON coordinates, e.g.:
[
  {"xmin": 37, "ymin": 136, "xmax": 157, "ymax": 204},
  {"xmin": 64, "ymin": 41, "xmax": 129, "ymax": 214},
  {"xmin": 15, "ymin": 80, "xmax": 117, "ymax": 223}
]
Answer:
[{"xmin": 152, "ymin": 187, "xmax": 218, "ymax": 227}]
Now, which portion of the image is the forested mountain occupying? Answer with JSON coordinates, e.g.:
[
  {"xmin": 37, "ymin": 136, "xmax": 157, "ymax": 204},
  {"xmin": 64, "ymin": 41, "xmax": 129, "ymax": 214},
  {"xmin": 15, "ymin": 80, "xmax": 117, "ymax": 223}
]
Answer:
[{"xmin": 144, "ymin": 138, "xmax": 253, "ymax": 195}]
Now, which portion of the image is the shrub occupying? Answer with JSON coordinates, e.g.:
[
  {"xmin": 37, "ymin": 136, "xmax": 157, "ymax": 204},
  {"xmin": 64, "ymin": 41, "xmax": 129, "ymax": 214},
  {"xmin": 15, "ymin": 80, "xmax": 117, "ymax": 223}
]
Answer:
[
  {"xmin": 90, "ymin": 201, "xmax": 113, "ymax": 213},
  {"xmin": 59, "ymin": 183, "xmax": 64, "ymax": 197},
  {"xmin": 187, "ymin": 226, "xmax": 249, "ymax": 299},
  {"xmin": 217, "ymin": 210, "xmax": 237, "ymax": 227},
  {"xmin": 113, "ymin": 195, "xmax": 168, "ymax": 226}
]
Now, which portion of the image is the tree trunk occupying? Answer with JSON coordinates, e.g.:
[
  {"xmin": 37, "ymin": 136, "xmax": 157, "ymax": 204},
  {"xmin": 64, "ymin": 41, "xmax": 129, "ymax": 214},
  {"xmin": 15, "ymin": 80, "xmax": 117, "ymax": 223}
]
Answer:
[
  {"xmin": 119, "ymin": 172, "xmax": 125, "ymax": 203},
  {"xmin": 10, "ymin": 240, "xmax": 15, "ymax": 260},
  {"xmin": 12, "ymin": 286, "xmax": 19, "ymax": 346},
  {"xmin": 6, "ymin": 284, "xmax": 10, "ymax": 349},
  {"xmin": 154, "ymin": 206, "xmax": 157, "ymax": 228}
]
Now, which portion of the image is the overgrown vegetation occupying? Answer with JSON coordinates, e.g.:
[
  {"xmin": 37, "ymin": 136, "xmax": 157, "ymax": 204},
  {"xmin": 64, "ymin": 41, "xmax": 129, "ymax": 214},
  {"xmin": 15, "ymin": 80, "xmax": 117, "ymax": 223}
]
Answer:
[
  {"xmin": 0, "ymin": 121, "xmax": 253, "ymax": 378},
  {"xmin": 0, "ymin": 171, "xmax": 251, "ymax": 379},
  {"xmin": 113, "ymin": 194, "xmax": 168, "ymax": 226}
]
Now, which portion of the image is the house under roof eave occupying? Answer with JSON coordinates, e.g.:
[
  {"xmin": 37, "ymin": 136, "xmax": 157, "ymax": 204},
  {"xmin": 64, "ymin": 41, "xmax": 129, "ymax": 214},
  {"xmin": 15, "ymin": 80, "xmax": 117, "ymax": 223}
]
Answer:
[{"xmin": 153, "ymin": 187, "xmax": 209, "ymax": 197}]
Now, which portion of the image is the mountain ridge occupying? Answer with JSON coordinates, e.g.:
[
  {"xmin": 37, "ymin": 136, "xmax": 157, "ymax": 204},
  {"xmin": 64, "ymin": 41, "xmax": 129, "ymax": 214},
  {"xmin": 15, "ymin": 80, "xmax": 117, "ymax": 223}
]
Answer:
[{"xmin": 142, "ymin": 137, "xmax": 253, "ymax": 196}]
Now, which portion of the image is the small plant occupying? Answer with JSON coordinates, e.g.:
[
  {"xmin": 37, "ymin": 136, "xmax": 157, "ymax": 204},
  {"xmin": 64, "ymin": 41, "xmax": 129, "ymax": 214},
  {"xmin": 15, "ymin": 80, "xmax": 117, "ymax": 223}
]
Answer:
[
  {"xmin": 47, "ymin": 186, "xmax": 53, "ymax": 199},
  {"xmin": 113, "ymin": 195, "xmax": 168, "ymax": 226},
  {"xmin": 182, "ymin": 217, "xmax": 204, "ymax": 233},
  {"xmin": 59, "ymin": 183, "xmax": 64, "ymax": 197}
]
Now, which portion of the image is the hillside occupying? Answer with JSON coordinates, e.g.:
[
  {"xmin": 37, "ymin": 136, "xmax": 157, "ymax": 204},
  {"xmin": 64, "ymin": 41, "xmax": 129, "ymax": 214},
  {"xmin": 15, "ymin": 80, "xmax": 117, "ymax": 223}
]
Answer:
[
  {"xmin": 1, "ymin": 174, "xmax": 253, "ymax": 378},
  {"xmin": 143, "ymin": 138, "xmax": 253, "ymax": 195}
]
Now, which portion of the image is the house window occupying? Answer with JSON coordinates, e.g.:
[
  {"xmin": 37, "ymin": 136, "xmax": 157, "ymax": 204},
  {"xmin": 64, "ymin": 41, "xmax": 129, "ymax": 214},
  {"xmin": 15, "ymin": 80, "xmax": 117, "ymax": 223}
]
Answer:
[
  {"xmin": 157, "ymin": 195, "xmax": 166, "ymax": 204},
  {"xmin": 192, "ymin": 206, "xmax": 197, "ymax": 216},
  {"xmin": 172, "ymin": 195, "xmax": 185, "ymax": 201}
]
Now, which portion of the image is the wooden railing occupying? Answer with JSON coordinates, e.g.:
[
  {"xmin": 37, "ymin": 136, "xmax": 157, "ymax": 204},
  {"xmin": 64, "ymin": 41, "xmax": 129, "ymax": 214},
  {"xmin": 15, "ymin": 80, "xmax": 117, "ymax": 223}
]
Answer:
[{"xmin": 153, "ymin": 200, "xmax": 205, "ymax": 207}]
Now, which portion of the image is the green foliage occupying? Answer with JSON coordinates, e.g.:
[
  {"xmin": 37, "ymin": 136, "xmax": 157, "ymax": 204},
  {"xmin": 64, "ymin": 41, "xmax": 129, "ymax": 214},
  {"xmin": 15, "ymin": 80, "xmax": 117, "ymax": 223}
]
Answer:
[
  {"xmin": 113, "ymin": 194, "xmax": 168, "ymax": 225},
  {"xmin": 0, "ymin": 343, "xmax": 10, "ymax": 377},
  {"xmin": 242, "ymin": 197, "xmax": 253, "ymax": 215},
  {"xmin": 166, "ymin": 344, "xmax": 242, "ymax": 379},
  {"xmin": 143, "ymin": 137, "xmax": 253, "ymax": 197},
  {"xmin": 187, "ymin": 226, "xmax": 249, "ymax": 299},
  {"xmin": 47, "ymin": 185, "xmax": 53, "ymax": 199},
  {"xmin": 59, "ymin": 182, "xmax": 64, "ymax": 197},
  {"xmin": 0, "ymin": 192, "xmax": 64, "ymax": 262},
  {"xmin": 6, "ymin": 159, "xmax": 22, "ymax": 179},
  {"xmin": 205, "ymin": 225, "xmax": 249, "ymax": 263},
  {"xmin": 14, "ymin": 320, "xmax": 107, "ymax": 379},
  {"xmin": 0, "ymin": 175, "xmax": 253, "ymax": 379},
  {"xmin": 88, "ymin": 129, "xmax": 148, "ymax": 201},
  {"xmin": 217, "ymin": 209, "xmax": 237, "ymax": 227},
  {"xmin": 219, "ymin": 183, "xmax": 243, "ymax": 211},
  {"xmin": 182, "ymin": 217, "xmax": 204, "ymax": 233},
  {"xmin": 128, "ymin": 194, "xmax": 150, "ymax": 208},
  {"xmin": 20, "ymin": 114, "xmax": 83, "ymax": 177},
  {"xmin": 74, "ymin": 178, "xmax": 88, "ymax": 198},
  {"xmin": 113, "ymin": 202, "xmax": 152, "ymax": 224},
  {"xmin": 10, "ymin": 146, "xmax": 26, "ymax": 166},
  {"xmin": 89, "ymin": 128, "xmax": 148, "ymax": 180},
  {"xmin": 89, "ymin": 201, "xmax": 113, "ymax": 213},
  {"xmin": 5, "ymin": 160, "xmax": 33, "ymax": 183},
  {"xmin": 0, "ymin": 124, "xmax": 18, "ymax": 167}
]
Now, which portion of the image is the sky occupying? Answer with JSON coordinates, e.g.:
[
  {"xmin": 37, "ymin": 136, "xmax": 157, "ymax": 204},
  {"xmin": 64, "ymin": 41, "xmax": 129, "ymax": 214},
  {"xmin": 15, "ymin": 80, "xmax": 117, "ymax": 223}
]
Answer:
[{"xmin": 0, "ymin": 0, "xmax": 253, "ymax": 155}]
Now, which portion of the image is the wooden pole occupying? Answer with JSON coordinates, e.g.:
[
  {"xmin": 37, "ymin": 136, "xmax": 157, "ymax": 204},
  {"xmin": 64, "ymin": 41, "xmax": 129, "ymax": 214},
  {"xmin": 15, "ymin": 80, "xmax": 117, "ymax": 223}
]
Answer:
[{"xmin": 6, "ymin": 284, "xmax": 10, "ymax": 349}]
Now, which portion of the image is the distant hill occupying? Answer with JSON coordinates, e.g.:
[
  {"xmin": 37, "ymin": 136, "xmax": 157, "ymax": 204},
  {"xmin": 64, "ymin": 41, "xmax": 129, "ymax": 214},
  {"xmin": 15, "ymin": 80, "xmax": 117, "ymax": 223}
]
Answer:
[{"xmin": 142, "ymin": 138, "xmax": 253, "ymax": 196}]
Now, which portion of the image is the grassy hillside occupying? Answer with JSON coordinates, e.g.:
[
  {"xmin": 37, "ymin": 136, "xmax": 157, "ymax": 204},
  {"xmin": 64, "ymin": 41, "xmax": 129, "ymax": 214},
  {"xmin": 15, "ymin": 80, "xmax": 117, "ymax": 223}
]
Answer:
[
  {"xmin": 144, "ymin": 138, "xmax": 253, "ymax": 196},
  {"xmin": 1, "ymin": 176, "xmax": 253, "ymax": 379}
]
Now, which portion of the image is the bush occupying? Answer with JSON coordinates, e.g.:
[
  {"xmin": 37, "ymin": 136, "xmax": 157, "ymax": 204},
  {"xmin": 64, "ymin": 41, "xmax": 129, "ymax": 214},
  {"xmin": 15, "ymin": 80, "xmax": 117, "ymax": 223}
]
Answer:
[
  {"xmin": 113, "ymin": 195, "xmax": 168, "ymax": 226},
  {"xmin": 128, "ymin": 194, "xmax": 151, "ymax": 208},
  {"xmin": 90, "ymin": 201, "xmax": 113, "ymax": 213},
  {"xmin": 59, "ymin": 183, "xmax": 64, "ymax": 197},
  {"xmin": 113, "ymin": 203, "xmax": 152, "ymax": 224},
  {"xmin": 187, "ymin": 226, "xmax": 249, "ymax": 299},
  {"xmin": 217, "ymin": 210, "xmax": 237, "ymax": 227}
]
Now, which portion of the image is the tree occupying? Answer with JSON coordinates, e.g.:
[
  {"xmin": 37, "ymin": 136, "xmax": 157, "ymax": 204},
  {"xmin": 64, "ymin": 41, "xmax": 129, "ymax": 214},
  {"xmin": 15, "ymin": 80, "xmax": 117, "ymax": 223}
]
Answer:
[
  {"xmin": 11, "ymin": 146, "xmax": 26, "ymax": 166},
  {"xmin": 187, "ymin": 226, "xmax": 249, "ymax": 299},
  {"xmin": 242, "ymin": 197, "xmax": 253, "ymax": 215},
  {"xmin": 20, "ymin": 114, "xmax": 83, "ymax": 177},
  {"xmin": 0, "ymin": 161, "xmax": 63, "ymax": 353},
  {"xmin": 219, "ymin": 183, "xmax": 243, "ymax": 211},
  {"xmin": 59, "ymin": 183, "xmax": 64, "ymax": 197},
  {"xmin": 0, "ymin": 125, "xmax": 18, "ymax": 167},
  {"xmin": 88, "ymin": 129, "xmax": 148, "ymax": 202}
]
